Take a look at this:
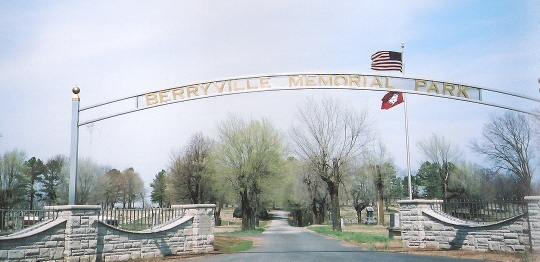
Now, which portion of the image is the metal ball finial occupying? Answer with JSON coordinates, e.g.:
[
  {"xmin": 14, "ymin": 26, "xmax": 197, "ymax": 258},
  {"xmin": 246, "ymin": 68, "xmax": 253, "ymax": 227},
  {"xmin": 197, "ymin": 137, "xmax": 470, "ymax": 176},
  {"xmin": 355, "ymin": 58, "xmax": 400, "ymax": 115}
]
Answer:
[{"xmin": 72, "ymin": 86, "xmax": 80, "ymax": 94}]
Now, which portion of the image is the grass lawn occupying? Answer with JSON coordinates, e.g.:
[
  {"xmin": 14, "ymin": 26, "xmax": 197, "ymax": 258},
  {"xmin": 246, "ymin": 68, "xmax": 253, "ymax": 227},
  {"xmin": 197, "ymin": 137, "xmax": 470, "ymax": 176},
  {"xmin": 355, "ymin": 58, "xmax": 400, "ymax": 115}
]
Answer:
[
  {"xmin": 214, "ymin": 235, "xmax": 253, "ymax": 253},
  {"xmin": 213, "ymin": 208, "xmax": 270, "ymax": 253},
  {"xmin": 308, "ymin": 224, "xmax": 393, "ymax": 251},
  {"xmin": 305, "ymin": 208, "xmax": 532, "ymax": 262}
]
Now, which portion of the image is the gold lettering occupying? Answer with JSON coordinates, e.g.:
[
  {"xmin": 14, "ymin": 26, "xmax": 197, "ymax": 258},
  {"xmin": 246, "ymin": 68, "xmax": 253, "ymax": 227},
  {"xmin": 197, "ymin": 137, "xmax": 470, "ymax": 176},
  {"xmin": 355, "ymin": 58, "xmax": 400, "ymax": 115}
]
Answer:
[
  {"xmin": 213, "ymin": 81, "xmax": 226, "ymax": 93},
  {"xmin": 260, "ymin": 77, "xmax": 270, "ymax": 88},
  {"xmin": 385, "ymin": 77, "xmax": 396, "ymax": 89},
  {"xmin": 200, "ymin": 83, "xmax": 211, "ymax": 95},
  {"xmin": 159, "ymin": 91, "xmax": 171, "ymax": 103},
  {"xmin": 415, "ymin": 80, "xmax": 427, "ymax": 91},
  {"xmin": 334, "ymin": 75, "xmax": 348, "ymax": 86},
  {"xmin": 246, "ymin": 78, "xmax": 258, "ymax": 90},
  {"xmin": 172, "ymin": 88, "xmax": 185, "ymax": 100},
  {"xmin": 186, "ymin": 85, "xmax": 199, "ymax": 97},
  {"xmin": 289, "ymin": 75, "xmax": 303, "ymax": 86},
  {"xmin": 443, "ymin": 83, "xmax": 456, "ymax": 96},
  {"xmin": 232, "ymin": 80, "xmax": 244, "ymax": 91},
  {"xmin": 427, "ymin": 82, "xmax": 440, "ymax": 94},
  {"xmin": 370, "ymin": 76, "xmax": 383, "ymax": 87},
  {"xmin": 349, "ymin": 75, "xmax": 361, "ymax": 87},
  {"xmin": 145, "ymin": 93, "xmax": 158, "ymax": 105},
  {"xmin": 306, "ymin": 75, "xmax": 316, "ymax": 86},
  {"xmin": 319, "ymin": 75, "xmax": 332, "ymax": 86},
  {"xmin": 458, "ymin": 85, "xmax": 470, "ymax": 98}
]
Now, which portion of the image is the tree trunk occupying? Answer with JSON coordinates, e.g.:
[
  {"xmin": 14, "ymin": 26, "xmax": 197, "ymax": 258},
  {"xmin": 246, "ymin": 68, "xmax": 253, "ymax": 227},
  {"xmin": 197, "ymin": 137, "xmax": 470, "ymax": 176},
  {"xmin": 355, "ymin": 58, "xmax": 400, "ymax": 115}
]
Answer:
[
  {"xmin": 241, "ymin": 178, "xmax": 260, "ymax": 231},
  {"xmin": 241, "ymin": 191, "xmax": 255, "ymax": 230},
  {"xmin": 215, "ymin": 203, "xmax": 222, "ymax": 226},
  {"xmin": 354, "ymin": 203, "xmax": 366, "ymax": 224},
  {"xmin": 312, "ymin": 198, "xmax": 326, "ymax": 224},
  {"xmin": 328, "ymin": 183, "xmax": 341, "ymax": 231},
  {"xmin": 318, "ymin": 201, "xmax": 326, "ymax": 224},
  {"xmin": 441, "ymin": 165, "xmax": 450, "ymax": 202},
  {"xmin": 377, "ymin": 197, "xmax": 384, "ymax": 226},
  {"xmin": 311, "ymin": 199, "xmax": 318, "ymax": 225},
  {"xmin": 376, "ymin": 165, "xmax": 385, "ymax": 226},
  {"xmin": 295, "ymin": 209, "xmax": 303, "ymax": 226}
]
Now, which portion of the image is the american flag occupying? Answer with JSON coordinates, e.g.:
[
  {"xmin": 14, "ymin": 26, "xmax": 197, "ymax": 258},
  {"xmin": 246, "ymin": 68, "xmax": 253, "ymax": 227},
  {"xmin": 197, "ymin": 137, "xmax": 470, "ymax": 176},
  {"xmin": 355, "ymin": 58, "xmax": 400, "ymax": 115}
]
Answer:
[{"xmin": 371, "ymin": 51, "xmax": 402, "ymax": 72}]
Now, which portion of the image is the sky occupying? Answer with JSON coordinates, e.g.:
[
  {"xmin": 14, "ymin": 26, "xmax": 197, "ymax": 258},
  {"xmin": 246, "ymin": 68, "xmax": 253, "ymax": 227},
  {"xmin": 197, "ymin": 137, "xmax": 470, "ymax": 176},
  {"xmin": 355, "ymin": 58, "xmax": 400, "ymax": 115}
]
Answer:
[{"xmin": 1, "ymin": 1, "xmax": 539, "ymax": 197}]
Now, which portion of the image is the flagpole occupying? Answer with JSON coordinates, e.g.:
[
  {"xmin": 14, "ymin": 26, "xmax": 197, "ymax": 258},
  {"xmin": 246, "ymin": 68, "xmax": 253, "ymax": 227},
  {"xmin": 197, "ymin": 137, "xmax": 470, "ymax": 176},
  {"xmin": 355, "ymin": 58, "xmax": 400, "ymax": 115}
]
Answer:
[{"xmin": 402, "ymin": 42, "xmax": 413, "ymax": 200}]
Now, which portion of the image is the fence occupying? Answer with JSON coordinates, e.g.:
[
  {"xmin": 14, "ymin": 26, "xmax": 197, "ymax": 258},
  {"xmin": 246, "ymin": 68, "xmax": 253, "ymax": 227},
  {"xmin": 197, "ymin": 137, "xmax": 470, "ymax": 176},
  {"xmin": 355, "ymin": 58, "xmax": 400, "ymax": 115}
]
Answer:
[
  {"xmin": 429, "ymin": 199, "xmax": 527, "ymax": 225},
  {"xmin": 98, "ymin": 207, "xmax": 185, "ymax": 231},
  {"xmin": 0, "ymin": 209, "xmax": 60, "ymax": 236},
  {"xmin": 0, "ymin": 207, "xmax": 186, "ymax": 235},
  {"xmin": 398, "ymin": 196, "xmax": 540, "ymax": 253},
  {"xmin": 0, "ymin": 204, "xmax": 216, "ymax": 261}
]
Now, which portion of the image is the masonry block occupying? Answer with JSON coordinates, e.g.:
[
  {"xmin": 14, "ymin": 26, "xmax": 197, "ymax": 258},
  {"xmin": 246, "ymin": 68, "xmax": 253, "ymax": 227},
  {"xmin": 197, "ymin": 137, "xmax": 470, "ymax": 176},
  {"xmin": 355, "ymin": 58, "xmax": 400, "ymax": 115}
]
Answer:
[
  {"xmin": 505, "ymin": 238, "xmax": 520, "ymax": 245},
  {"xmin": 0, "ymin": 204, "xmax": 216, "ymax": 261},
  {"xmin": 399, "ymin": 198, "xmax": 540, "ymax": 254},
  {"xmin": 8, "ymin": 249, "xmax": 25, "ymax": 259},
  {"xmin": 504, "ymin": 233, "xmax": 519, "ymax": 239}
]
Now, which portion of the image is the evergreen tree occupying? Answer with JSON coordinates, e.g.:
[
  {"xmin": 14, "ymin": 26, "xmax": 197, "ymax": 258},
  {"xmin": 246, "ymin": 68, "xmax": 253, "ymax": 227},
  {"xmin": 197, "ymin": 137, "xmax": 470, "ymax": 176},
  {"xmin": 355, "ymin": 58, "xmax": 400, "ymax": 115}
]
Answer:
[
  {"xmin": 24, "ymin": 157, "xmax": 45, "ymax": 209},
  {"xmin": 151, "ymin": 170, "xmax": 168, "ymax": 207}
]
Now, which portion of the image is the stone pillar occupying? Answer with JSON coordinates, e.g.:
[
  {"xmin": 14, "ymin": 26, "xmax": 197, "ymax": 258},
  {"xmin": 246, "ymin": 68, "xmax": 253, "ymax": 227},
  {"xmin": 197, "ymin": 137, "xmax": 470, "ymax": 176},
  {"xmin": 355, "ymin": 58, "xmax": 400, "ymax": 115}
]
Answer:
[
  {"xmin": 525, "ymin": 196, "xmax": 540, "ymax": 253},
  {"xmin": 398, "ymin": 199, "xmax": 442, "ymax": 249},
  {"xmin": 45, "ymin": 205, "xmax": 101, "ymax": 262},
  {"xmin": 172, "ymin": 204, "xmax": 215, "ymax": 253}
]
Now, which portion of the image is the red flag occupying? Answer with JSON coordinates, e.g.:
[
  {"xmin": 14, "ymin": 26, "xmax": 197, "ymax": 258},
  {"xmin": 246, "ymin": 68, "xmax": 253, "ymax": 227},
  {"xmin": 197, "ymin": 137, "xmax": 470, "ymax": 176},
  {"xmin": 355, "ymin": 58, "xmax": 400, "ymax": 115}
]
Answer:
[{"xmin": 381, "ymin": 91, "xmax": 404, "ymax": 110}]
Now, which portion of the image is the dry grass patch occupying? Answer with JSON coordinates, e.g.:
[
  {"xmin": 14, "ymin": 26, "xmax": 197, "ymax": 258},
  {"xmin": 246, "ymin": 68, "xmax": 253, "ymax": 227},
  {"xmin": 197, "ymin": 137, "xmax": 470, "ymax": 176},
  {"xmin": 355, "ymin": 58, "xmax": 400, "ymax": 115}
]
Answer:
[{"xmin": 214, "ymin": 235, "xmax": 254, "ymax": 253}]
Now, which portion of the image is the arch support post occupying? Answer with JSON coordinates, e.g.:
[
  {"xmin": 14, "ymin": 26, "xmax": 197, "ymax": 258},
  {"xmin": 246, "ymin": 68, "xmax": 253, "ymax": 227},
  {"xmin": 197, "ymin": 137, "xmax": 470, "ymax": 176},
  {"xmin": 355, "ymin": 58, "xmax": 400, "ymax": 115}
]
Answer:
[{"xmin": 69, "ymin": 87, "xmax": 80, "ymax": 205}]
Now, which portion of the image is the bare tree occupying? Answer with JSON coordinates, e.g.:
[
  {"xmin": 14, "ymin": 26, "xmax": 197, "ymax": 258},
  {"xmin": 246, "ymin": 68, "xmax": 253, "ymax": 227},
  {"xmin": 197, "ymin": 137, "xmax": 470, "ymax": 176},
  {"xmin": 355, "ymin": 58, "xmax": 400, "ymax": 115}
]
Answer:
[
  {"xmin": 53, "ymin": 158, "xmax": 70, "ymax": 205},
  {"xmin": 470, "ymin": 112, "xmax": 535, "ymax": 199},
  {"xmin": 120, "ymin": 168, "xmax": 145, "ymax": 208},
  {"xmin": 363, "ymin": 142, "xmax": 396, "ymax": 225},
  {"xmin": 418, "ymin": 133, "xmax": 461, "ymax": 202},
  {"xmin": 94, "ymin": 169, "xmax": 123, "ymax": 208},
  {"xmin": 76, "ymin": 157, "xmax": 103, "ymax": 205},
  {"xmin": 348, "ymin": 167, "xmax": 376, "ymax": 224},
  {"xmin": 290, "ymin": 158, "xmax": 328, "ymax": 225},
  {"xmin": 0, "ymin": 149, "xmax": 27, "ymax": 208},
  {"xmin": 533, "ymin": 180, "xmax": 540, "ymax": 195},
  {"xmin": 291, "ymin": 97, "xmax": 373, "ymax": 231},
  {"xmin": 168, "ymin": 132, "xmax": 215, "ymax": 204}
]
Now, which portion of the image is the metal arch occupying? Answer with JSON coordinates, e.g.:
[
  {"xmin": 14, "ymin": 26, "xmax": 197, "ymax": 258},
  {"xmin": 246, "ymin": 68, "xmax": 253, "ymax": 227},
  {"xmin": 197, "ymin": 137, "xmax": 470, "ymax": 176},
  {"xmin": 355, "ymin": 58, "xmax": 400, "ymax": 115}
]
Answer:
[
  {"xmin": 69, "ymin": 73, "xmax": 540, "ymax": 205},
  {"xmin": 79, "ymin": 72, "xmax": 540, "ymax": 113},
  {"xmin": 77, "ymin": 73, "xmax": 540, "ymax": 126}
]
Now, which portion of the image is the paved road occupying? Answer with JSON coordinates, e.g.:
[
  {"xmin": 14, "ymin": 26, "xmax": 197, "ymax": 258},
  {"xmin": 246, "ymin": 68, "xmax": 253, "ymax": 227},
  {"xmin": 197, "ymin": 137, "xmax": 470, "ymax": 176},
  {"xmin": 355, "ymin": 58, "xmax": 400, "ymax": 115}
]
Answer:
[{"xmin": 184, "ymin": 211, "xmax": 486, "ymax": 262}]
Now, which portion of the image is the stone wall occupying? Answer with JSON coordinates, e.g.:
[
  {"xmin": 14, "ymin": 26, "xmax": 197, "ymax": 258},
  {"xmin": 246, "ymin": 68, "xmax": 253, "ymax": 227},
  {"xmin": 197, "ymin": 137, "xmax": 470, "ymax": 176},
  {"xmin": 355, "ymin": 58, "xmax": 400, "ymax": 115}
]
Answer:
[
  {"xmin": 97, "ymin": 204, "xmax": 214, "ymax": 261},
  {"xmin": 527, "ymin": 196, "xmax": 540, "ymax": 253},
  {"xmin": 0, "ymin": 204, "xmax": 215, "ymax": 261},
  {"xmin": 398, "ymin": 197, "xmax": 539, "ymax": 253},
  {"xmin": 0, "ymin": 219, "xmax": 67, "ymax": 261}
]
